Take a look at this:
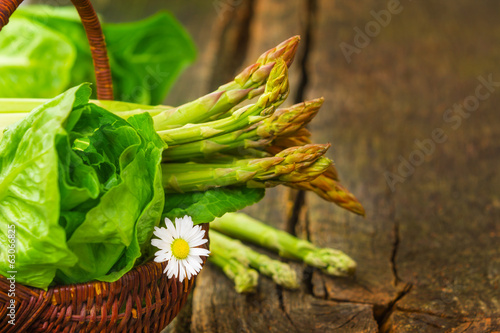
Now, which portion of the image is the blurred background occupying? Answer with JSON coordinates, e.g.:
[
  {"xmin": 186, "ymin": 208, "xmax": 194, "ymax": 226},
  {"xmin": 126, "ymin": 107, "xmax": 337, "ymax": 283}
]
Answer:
[{"xmin": 23, "ymin": 0, "xmax": 500, "ymax": 331}]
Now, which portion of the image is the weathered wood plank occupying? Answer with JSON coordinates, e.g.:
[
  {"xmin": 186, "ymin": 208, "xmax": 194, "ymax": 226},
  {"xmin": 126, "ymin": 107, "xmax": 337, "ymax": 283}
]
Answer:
[
  {"xmin": 380, "ymin": 0, "xmax": 500, "ymax": 325},
  {"xmin": 281, "ymin": 271, "xmax": 379, "ymax": 333},
  {"xmin": 193, "ymin": 263, "xmax": 379, "ymax": 333},
  {"xmin": 382, "ymin": 311, "xmax": 500, "ymax": 333},
  {"xmin": 304, "ymin": 0, "xmax": 405, "ymax": 320},
  {"xmin": 306, "ymin": 0, "xmax": 500, "ymax": 330}
]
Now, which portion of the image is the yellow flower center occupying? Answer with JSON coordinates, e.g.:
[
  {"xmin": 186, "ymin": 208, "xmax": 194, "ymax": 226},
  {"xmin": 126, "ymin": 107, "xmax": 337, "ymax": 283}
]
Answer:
[{"xmin": 171, "ymin": 238, "xmax": 190, "ymax": 259}]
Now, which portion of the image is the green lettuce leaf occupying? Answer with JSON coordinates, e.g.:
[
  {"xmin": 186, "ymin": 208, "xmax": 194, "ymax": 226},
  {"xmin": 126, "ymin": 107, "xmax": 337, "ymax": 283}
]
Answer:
[
  {"xmin": 104, "ymin": 11, "xmax": 197, "ymax": 104},
  {"xmin": 163, "ymin": 187, "xmax": 265, "ymax": 225},
  {"xmin": 0, "ymin": 85, "xmax": 166, "ymax": 288},
  {"xmin": 56, "ymin": 109, "xmax": 165, "ymax": 284},
  {"xmin": 0, "ymin": 17, "xmax": 76, "ymax": 98},
  {"xmin": 0, "ymin": 85, "xmax": 89, "ymax": 289},
  {"xmin": 3, "ymin": 5, "xmax": 196, "ymax": 104}
]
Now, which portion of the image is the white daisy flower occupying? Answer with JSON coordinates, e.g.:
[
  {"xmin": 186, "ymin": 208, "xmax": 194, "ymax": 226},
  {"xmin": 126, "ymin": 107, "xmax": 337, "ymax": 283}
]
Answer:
[{"xmin": 151, "ymin": 216, "xmax": 210, "ymax": 282}]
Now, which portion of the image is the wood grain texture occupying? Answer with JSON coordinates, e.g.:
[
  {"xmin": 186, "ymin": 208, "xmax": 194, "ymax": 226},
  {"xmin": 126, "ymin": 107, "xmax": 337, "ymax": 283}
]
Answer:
[
  {"xmin": 305, "ymin": 0, "xmax": 500, "ymax": 330},
  {"xmin": 92, "ymin": 0, "xmax": 500, "ymax": 331},
  {"xmin": 304, "ymin": 0, "xmax": 407, "ymax": 320}
]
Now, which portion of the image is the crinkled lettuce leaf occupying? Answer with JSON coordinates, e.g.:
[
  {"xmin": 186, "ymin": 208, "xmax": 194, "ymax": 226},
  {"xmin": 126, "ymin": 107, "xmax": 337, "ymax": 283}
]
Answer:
[
  {"xmin": 0, "ymin": 84, "xmax": 165, "ymax": 289},
  {"xmin": 2, "ymin": 5, "xmax": 196, "ymax": 104}
]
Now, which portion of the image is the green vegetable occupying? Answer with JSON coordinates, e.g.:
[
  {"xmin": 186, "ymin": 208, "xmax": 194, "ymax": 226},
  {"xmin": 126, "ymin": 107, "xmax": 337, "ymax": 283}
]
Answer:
[
  {"xmin": 151, "ymin": 36, "xmax": 300, "ymax": 130},
  {"xmin": 208, "ymin": 245, "xmax": 259, "ymax": 294},
  {"xmin": 2, "ymin": 5, "xmax": 196, "ymax": 104},
  {"xmin": 56, "ymin": 107, "xmax": 166, "ymax": 285},
  {"xmin": 0, "ymin": 84, "xmax": 165, "ymax": 288},
  {"xmin": 155, "ymin": 57, "xmax": 289, "ymax": 141},
  {"xmin": 0, "ymin": 17, "xmax": 76, "ymax": 98},
  {"xmin": 162, "ymin": 144, "xmax": 332, "ymax": 193},
  {"xmin": 0, "ymin": 84, "xmax": 271, "ymax": 289},
  {"xmin": 0, "ymin": 32, "xmax": 364, "ymax": 291},
  {"xmin": 0, "ymin": 98, "xmax": 171, "ymax": 140},
  {"xmin": 104, "ymin": 12, "xmax": 196, "ymax": 104},
  {"xmin": 161, "ymin": 98, "xmax": 323, "ymax": 161},
  {"xmin": 0, "ymin": 85, "xmax": 86, "ymax": 289},
  {"xmin": 211, "ymin": 213, "xmax": 357, "ymax": 277},
  {"xmin": 162, "ymin": 187, "xmax": 265, "ymax": 224},
  {"xmin": 210, "ymin": 230, "xmax": 299, "ymax": 289}
]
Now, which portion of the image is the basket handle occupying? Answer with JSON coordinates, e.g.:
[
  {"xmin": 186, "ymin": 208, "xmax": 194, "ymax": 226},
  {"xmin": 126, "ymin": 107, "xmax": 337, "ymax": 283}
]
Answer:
[{"xmin": 0, "ymin": 0, "xmax": 114, "ymax": 100}]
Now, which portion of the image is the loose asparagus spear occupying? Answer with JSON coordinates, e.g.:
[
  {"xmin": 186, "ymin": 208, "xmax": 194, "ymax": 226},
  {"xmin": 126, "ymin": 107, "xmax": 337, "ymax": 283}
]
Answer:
[
  {"xmin": 162, "ymin": 144, "xmax": 331, "ymax": 192},
  {"xmin": 152, "ymin": 36, "xmax": 300, "ymax": 131},
  {"xmin": 162, "ymin": 98, "xmax": 323, "ymax": 161},
  {"xmin": 211, "ymin": 213, "xmax": 357, "ymax": 277},
  {"xmin": 210, "ymin": 230, "xmax": 299, "ymax": 289},
  {"xmin": 209, "ymin": 242, "xmax": 259, "ymax": 293}
]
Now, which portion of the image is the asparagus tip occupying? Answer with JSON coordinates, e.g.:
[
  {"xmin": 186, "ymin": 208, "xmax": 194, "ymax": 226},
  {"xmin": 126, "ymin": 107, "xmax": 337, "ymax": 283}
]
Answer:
[
  {"xmin": 234, "ymin": 268, "xmax": 259, "ymax": 293},
  {"xmin": 266, "ymin": 263, "xmax": 300, "ymax": 289},
  {"xmin": 257, "ymin": 35, "xmax": 301, "ymax": 68},
  {"xmin": 304, "ymin": 248, "xmax": 357, "ymax": 277}
]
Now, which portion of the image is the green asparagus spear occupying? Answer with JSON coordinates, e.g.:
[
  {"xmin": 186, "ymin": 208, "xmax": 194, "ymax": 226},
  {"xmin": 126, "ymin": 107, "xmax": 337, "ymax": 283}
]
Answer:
[
  {"xmin": 152, "ymin": 36, "xmax": 300, "ymax": 130},
  {"xmin": 156, "ymin": 57, "xmax": 290, "ymax": 146},
  {"xmin": 218, "ymin": 36, "xmax": 300, "ymax": 93},
  {"xmin": 210, "ymin": 230, "xmax": 299, "ymax": 289},
  {"xmin": 0, "ymin": 97, "xmax": 170, "ymax": 122},
  {"xmin": 288, "ymin": 166, "xmax": 366, "ymax": 216},
  {"xmin": 260, "ymin": 114, "xmax": 365, "ymax": 216},
  {"xmin": 209, "ymin": 242, "xmax": 259, "ymax": 293},
  {"xmin": 211, "ymin": 213, "xmax": 357, "ymax": 277},
  {"xmin": 162, "ymin": 144, "xmax": 331, "ymax": 192},
  {"xmin": 0, "ymin": 98, "xmax": 173, "ymax": 139},
  {"xmin": 162, "ymin": 98, "xmax": 323, "ymax": 161},
  {"xmin": 266, "ymin": 129, "xmax": 366, "ymax": 215}
]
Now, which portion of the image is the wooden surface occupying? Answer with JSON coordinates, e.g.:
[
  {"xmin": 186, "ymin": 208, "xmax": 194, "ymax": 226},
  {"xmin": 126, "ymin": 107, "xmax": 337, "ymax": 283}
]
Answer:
[{"xmin": 93, "ymin": 1, "xmax": 500, "ymax": 332}]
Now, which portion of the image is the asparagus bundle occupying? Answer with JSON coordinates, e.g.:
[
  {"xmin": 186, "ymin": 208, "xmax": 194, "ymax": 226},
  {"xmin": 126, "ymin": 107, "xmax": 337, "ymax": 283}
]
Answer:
[
  {"xmin": 209, "ymin": 230, "xmax": 299, "ymax": 290},
  {"xmin": 211, "ymin": 213, "xmax": 357, "ymax": 277}
]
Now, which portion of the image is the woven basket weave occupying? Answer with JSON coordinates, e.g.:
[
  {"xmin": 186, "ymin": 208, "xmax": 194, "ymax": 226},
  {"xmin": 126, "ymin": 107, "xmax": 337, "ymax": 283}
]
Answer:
[
  {"xmin": 0, "ymin": 224, "xmax": 209, "ymax": 333},
  {"xmin": 0, "ymin": 1, "xmax": 209, "ymax": 332}
]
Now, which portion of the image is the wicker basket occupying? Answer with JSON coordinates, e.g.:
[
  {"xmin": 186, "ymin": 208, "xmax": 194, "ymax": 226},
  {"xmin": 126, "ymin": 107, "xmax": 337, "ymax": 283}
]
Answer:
[
  {"xmin": 0, "ymin": 1, "xmax": 209, "ymax": 332},
  {"xmin": 0, "ymin": 225, "xmax": 209, "ymax": 333}
]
